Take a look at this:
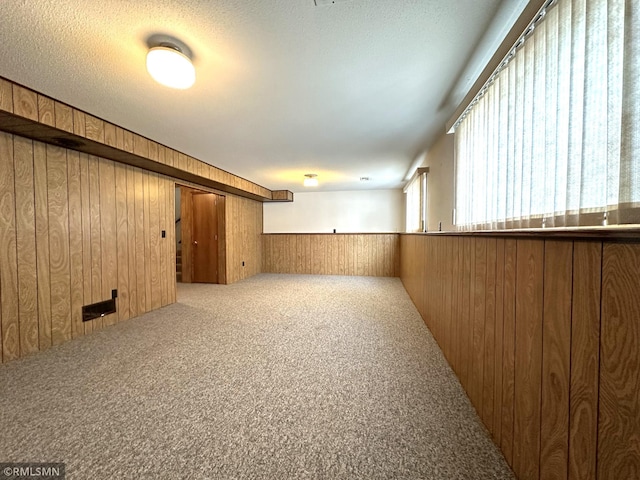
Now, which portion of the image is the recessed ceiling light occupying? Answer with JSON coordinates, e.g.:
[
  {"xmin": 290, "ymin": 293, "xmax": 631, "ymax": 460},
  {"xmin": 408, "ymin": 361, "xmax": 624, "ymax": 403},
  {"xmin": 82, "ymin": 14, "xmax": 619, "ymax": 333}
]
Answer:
[
  {"xmin": 146, "ymin": 44, "xmax": 195, "ymax": 90},
  {"xmin": 303, "ymin": 173, "xmax": 318, "ymax": 187}
]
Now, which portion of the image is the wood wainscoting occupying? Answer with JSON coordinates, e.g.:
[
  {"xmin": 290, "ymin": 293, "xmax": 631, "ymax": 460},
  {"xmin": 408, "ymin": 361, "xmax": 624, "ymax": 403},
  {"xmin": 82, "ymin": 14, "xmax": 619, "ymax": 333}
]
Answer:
[
  {"xmin": 262, "ymin": 234, "xmax": 400, "ymax": 277},
  {"xmin": 0, "ymin": 131, "xmax": 176, "ymax": 364},
  {"xmin": 400, "ymin": 233, "xmax": 640, "ymax": 480}
]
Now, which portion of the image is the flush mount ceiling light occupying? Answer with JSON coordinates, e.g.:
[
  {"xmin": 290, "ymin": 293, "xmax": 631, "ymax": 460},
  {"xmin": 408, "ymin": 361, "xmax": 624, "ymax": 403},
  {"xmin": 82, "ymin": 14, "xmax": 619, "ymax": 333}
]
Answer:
[
  {"xmin": 146, "ymin": 44, "xmax": 195, "ymax": 89},
  {"xmin": 303, "ymin": 173, "xmax": 318, "ymax": 187}
]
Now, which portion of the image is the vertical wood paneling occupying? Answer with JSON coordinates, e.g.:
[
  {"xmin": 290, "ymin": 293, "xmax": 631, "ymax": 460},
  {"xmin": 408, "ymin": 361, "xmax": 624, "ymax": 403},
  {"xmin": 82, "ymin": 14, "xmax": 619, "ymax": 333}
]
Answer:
[
  {"xmin": 126, "ymin": 166, "xmax": 138, "ymax": 317},
  {"xmin": 399, "ymin": 234, "xmax": 640, "ymax": 480},
  {"xmin": 569, "ymin": 241, "xmax": 601, "ymax": 480},
  {"xmin": 67, "ymin": 151, "xmax": 84, "ymax": 339},
  {"xmin": 14, "ymin": 136, "xmax": 39, "ymax": 354},
  {"xmin": 513, "ymin": 239, "xmax": 544, "ymax": 480},
  {"xmin": 472, "ymin": 238, "xmax": 487, "ymax": 414},
  {"xmin": 483, "ymin": 238, "xmax": 497, "ymax": 430},
  {"xmin": 159, "ymin": 177, "xmax": 168, "ymax": 306},
  {"xmin": 262, "ymin": 234, "xmax": 400, "ymax": 277},
  {"xmin": 79, "ymin": 153, "xmax": 92, "ymax": 335},
  {"xmin": 0, "ymin": 132, "xmax": 19, "ymax": 362},
  {"xmin": 143, "ymin": 172, "xmax": 152, "ymax": 310},
  {"xmin": 134, "ymin": 168, "xmax": 146, "ymax": 312},
  {"xmin": 599, "ymin": 243, "xmax": 640, "ymax": 479},
  {"xmin": 540, "ymin": 240, "xmax": 573, "ymax": 480},
  {"xmin": 149, "ymin": 173, "xmax": 161, "ymax": 309},
  {"xmin": 34, "ymin": 143, "xmax": 53, "ymax": 348},
  {"xmin": 47, "ymin": 145, "xmax": 71, "ymax": 344},
  {"xmin": 0, "ymin": 129, "xmax": 181, "ymax": 364},
  {"xmin": 460, "ymin": 237, "xmax": 473, "ymax": 390},
  {"xmin": 502, "ymin": 238, "xmax": 517, "ymax": 464},
  {"xmin": 88, "ymin": 155, "xmax": 103, "ymax": 330},
  {"xmin": 493, "ymin": 238, "xmax": 505, "ymax": 445},
  {"xmin": 115, "ymin": 163, "xmax": 130, "ymax": 320}
]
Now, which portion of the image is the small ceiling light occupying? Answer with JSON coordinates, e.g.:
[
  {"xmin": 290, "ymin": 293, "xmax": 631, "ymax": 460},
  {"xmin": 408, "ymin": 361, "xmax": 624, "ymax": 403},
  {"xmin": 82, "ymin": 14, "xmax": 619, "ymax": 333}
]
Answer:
[
  {"xmin": 146, "ymin": 44, "xmax": 195, "ymax": 89},
  {"xmin": 303, "ymin": 173, "xmax": 318, "ymax": 187}
]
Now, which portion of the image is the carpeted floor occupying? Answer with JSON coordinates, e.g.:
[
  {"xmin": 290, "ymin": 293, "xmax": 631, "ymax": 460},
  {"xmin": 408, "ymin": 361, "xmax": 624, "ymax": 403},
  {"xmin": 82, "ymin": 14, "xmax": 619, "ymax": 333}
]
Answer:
[{"xmin": 0, "ymin": 274, "xmax": 514, "ymax": 479}]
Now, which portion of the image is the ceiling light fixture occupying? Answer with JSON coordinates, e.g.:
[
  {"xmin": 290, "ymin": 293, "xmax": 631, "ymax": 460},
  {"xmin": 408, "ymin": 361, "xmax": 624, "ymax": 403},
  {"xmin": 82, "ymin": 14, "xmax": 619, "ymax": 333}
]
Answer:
[
  {"xmin": 146, "ymin": 44, "xmax": 195, "ymax": 90},
  {"xmin": 303, "ymin": 173, "xmax": 318, "ymax": 187}
]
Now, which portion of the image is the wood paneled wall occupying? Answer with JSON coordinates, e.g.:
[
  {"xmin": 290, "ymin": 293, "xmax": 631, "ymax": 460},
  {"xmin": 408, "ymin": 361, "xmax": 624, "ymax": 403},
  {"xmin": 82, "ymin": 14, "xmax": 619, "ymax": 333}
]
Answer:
[
  {"xmin": 226, "ymin": 196, "xmax": 263, "ymax": 284},
  {"xmin": 400, "ymin": 234, "xmax": 640, "ymax": 479},
  {"xmin": 0, "ymin": 131, "xmax": 176, "ymax": 364},
  {"xmin": 0, "ymin": 77, "xmax": 277, "ymax": 201},
  {"xmin": 262, "ymin": 234, "xmax": 400, "ymax": 277}
]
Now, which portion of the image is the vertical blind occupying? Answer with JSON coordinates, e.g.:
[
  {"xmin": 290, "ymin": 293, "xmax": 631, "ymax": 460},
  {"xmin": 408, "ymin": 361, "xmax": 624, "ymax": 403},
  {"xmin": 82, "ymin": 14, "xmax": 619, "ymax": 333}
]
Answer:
[
  {"xmin": 454, "ymin": 0, "xmax": 640, "ymax": 229},
  {"xmin": 404, "ymin": 170, "xmax": 427, "ymax": 232}
]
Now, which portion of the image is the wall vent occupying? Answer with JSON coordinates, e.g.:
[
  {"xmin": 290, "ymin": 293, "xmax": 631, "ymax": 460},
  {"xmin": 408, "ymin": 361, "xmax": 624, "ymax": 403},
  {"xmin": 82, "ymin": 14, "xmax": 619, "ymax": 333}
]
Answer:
[{"xmin": 82, "ymin": 290, "xmax": 117, "ymax": 322}]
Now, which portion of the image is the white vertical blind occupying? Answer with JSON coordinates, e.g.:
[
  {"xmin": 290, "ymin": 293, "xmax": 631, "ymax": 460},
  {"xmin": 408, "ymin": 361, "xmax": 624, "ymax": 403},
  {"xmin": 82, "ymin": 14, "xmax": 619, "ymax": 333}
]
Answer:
[
  {"xmin": 454, "ymin": 0, "xmax": 640, "ymax": 229},
  {"xmin": 404, "ymin": 171, "xmax": 427, "ymax": 232}
]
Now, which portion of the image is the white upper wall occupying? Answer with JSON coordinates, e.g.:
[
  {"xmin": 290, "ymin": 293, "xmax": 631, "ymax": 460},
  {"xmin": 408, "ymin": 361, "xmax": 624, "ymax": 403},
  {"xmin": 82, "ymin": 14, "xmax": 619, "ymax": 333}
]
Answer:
[{"xmin": 263, "ymin": 190, "xmax": 404, "ymax": 233}]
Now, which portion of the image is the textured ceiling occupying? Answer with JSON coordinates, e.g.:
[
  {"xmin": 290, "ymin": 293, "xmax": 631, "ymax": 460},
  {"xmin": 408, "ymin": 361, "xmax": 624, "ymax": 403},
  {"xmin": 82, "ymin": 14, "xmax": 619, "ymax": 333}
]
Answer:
[{"xmin": 0, "ymin": 0, "xmax": 511, "ymax": 192}]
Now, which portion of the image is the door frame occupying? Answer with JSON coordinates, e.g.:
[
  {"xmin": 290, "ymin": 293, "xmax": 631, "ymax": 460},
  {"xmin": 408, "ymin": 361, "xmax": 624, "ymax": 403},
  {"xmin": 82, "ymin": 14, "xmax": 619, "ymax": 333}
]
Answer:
[{"xmin": 176, "ymin": 184, "xmax": 226, "ymax": 284}]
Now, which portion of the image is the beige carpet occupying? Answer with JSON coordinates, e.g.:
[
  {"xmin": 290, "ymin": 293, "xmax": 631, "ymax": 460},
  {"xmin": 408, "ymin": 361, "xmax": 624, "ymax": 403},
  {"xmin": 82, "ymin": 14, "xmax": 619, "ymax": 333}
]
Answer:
[{"xmin": 0, "ymin": 274, "xmax": 514, "ymax": 479}]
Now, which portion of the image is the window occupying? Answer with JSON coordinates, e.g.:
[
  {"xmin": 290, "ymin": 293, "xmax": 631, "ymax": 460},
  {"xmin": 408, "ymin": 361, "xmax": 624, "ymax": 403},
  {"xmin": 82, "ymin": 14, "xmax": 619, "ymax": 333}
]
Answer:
[
  {"xmin": 453, "ymin": 0, "xmax": 639, "ymax": 230},
  {"xmin": 404, "ymin": 168, "xmax": 428, "ymax": 232}
]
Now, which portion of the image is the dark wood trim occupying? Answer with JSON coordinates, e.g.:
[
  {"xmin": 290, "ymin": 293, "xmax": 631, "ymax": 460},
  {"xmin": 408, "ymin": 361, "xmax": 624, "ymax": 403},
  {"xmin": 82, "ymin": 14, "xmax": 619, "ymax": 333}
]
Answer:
[
  {"xmin": 0, "ymin": 109, "xmax": 277, "ymax": 202},
  {"xmin": 262, "ymin": 232, "xmax": 401, "ymax": 236},
  {"xmin": 401, "ymin": 228, "xmax": 640, "ymax": 241}
]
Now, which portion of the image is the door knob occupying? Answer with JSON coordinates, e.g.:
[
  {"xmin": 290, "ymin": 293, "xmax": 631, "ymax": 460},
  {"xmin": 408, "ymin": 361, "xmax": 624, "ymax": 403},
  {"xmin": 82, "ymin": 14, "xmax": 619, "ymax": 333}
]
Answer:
[{"xmin": 194, "ymin": 241, "xmax": 198, "ymax": 245}]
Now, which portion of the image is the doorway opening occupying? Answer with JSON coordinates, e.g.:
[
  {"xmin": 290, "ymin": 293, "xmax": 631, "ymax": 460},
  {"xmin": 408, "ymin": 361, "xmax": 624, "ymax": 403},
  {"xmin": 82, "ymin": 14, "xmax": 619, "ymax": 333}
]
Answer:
[{"xmin": 175, "ymin": 185, "xmax": 226, "ymax": 284}]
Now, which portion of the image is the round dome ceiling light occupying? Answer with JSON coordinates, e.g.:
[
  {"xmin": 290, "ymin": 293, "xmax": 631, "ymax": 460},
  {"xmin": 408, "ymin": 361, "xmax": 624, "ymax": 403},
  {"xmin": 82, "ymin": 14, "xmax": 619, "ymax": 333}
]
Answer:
[
  {"xmin": 146, "ymin": 44, "xmax": 195, "ymax": 90},
  {"xmin": 303, "ymin": 173, "xmax": 318, "ymax": 187}
]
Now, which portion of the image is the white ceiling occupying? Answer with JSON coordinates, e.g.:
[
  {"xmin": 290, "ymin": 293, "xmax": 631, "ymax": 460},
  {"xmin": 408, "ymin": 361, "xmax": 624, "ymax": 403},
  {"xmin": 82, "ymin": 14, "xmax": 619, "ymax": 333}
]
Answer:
[{"xmin": 0, "ymin": 0, "xmax": 514, "ymax": 193}]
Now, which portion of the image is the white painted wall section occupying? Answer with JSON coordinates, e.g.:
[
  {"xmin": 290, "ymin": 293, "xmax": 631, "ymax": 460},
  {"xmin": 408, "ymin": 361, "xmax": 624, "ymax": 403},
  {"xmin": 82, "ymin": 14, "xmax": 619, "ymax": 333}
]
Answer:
[{"xmin": 263, "ymin": 190, "xmax": 404, "ymax": 233}]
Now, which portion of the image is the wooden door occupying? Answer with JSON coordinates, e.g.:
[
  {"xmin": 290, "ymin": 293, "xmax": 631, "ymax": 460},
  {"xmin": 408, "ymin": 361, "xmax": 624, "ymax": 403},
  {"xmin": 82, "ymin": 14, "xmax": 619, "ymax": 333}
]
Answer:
[{"xmin": 191, "ymin": 193, "xmax": 218, "ymax": 283}]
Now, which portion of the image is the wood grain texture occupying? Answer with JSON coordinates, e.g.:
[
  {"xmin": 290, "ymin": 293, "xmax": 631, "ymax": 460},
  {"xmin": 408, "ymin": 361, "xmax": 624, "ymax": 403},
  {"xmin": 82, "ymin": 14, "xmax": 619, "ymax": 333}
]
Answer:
[
  {"xmin": 599, "ymin": 243, "xmax": 640, "ymax": 479},
  {"xmin": 37, "ymin": 95, "xmax": 55, "ymax": 127},
  {"xmin": 115, "ymin": 163, "xmax": 130, "ymax": 321},
  {"xmin": 54, "ymin": 101, "xmax": 73, "ymax": 133},
  {"xmin": 88, "ymin": 155, "xmax": 103, "ymax": 330},
  {"xmin": 483, "ymin": 238, "xmax": 497, "ymax": 430},
  {"xmin": 569, "ymin": 241, "xmax": 601, "ymax": 480},
  {"xmin": 0, "ymin": 132, "xmax": 19, "ymax": 362},
  {"xmin": 262, "ymin": 234, "xmax": 399, "ymax": 277},
  {"xmin": 149, "ymin": 173, "xmax": 161, "ymax": 308},
  {"xmin": 126, "ymin": 166, "xmax": 138, "ymax": 318},
  {"xmin": 85, "ymin": 115, "xmax": 104, "ymax": 143},
  {"xmin": 134, "ymin": 168, "xmax": 146, "ymax": 312},
  {"xmin": 513, "ymin": 239, "xmax": 544, "ymax": 480},
  {"xmin": 67, "ymin": 151, "xmax": 84, "ymax": 339},
  {"xmin": 14, "ymin": 136, "xmax": 39, "ymax": 354},
  {"xmin": 501, "ymin": 238, "xmax": 517, "ymax": 464},
  {"xmin": 0, "ymin": 78, "xmax": 13, "ymax": 112},
  {"xmin": 460, "ymin": 237, "xmax": 473, "ymax": 390},
  {"xmin": 0, "ymin": 127, "xmax": 184, "ymax": 363},
  {"xmin": 35, "ymin": 142, "xmax": 53, "ymax": 345},
  {"xmin": 159, "ymin": 176, "xmax": 168, "ymax": 306},
  {"xmin": 12, "ymin": 85, "xmax": 37, "ymax": 121},
  {"xmin": 540, "ymin": 240, "xmax": 573, "ymax": 480},
  {"xmin": 79, "ymin": 153, "xmax": 93, "ymax": 335},
  {"xmin": 47, "ymin": 145, "xmax": 71, "ymax": 344},
  {"xmin": 142, "ymin": 172, "xmax": 152, "ymax": 311},
  {"xmin": 493, "ymin": 238, "xmax": 505, "ymax": 445}
]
